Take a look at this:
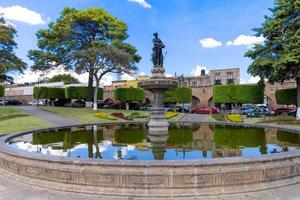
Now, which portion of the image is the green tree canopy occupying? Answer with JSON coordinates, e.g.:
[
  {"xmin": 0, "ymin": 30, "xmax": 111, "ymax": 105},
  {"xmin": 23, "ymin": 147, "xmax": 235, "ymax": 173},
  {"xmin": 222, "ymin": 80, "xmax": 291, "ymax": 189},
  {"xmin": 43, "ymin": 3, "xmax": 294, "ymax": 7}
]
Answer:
[
  {"xmin": 164, "ymin": 87, "xmax": 192, "ymax": 104},
  {"xmin": 65, "ymin": 86, "xmax": 103, "ymax": 100},
  {"xmin": 28, "ymin": 8, "xmax": 140, "ymax": 110},
  {"xmin": 213, "ymin": 84, "xmax": 264, "ymax": 104},
  {"xmin": 33, "ymin": 87, "xmax": 65, "ymax": 99},
  {"xmin": 0, "ymin": 85, "xmax": 4, "ymax": 97},
  {"xmin": 114, "ymin": 88, "xmax": 144, "ymax": 103},
  {"xmin": 275, "ymin": 88, "xmax": 297, "ymax": 105},
  {"xmin": 0, "ymin": 17, "xmax": 27, "ymax": 82},
  {"xmin": 42, "ymin": 74, "xmax": 80, "ymax": 84},
  {"xmin": 245, "ymin": 0, "xmax": 300, "ymax": 118}
]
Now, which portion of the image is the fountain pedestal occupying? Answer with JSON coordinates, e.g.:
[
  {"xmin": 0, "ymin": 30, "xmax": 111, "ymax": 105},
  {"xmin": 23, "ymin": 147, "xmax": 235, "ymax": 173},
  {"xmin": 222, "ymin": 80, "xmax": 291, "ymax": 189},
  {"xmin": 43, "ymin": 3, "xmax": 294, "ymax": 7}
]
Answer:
[{"xmin": 139, "ymin": 66, "xmax": 178, "ymax": 132}]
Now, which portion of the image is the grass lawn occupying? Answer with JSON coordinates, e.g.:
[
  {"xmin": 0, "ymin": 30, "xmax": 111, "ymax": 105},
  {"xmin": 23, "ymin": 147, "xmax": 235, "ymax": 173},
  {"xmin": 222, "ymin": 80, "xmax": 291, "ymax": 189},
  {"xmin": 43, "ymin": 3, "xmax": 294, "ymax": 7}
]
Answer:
[
  {"xmin": 41, "ymin": 106, "xmax": 185, "ymax": 123},
  {"xmin": 0, "ymin": 106, "xmax": 50, "ymax": 134}
]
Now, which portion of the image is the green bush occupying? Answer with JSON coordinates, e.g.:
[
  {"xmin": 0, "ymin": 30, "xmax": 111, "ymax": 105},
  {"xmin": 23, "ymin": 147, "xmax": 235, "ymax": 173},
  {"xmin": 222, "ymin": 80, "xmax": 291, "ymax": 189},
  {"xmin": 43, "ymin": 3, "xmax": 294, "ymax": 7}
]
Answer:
[
  {"xmin": 175, "ymin": 87, "xmax": 192, "ymax": 103},
  {"xmin": 213, "ymin": 84, "xmax": 264, "ymax": 104},
  {"xmin": 33, "ymin": 87, "xmax": 65, "ymax": 99},
  {"xmin": 0, "ymin": 85, "xmax": 4, "ymax": 97},
  {"xmin": 65, "ymin": 86, "xmax": 103, "ymax": 100},
  {"xmin": 164, "ymin": 87, "xmax": 192, "ymax": 104},
  {"xmin": 275, "ymin": 88, "xmax": 297, "ymax": 105},
  {"xmin": 114, "ymin": 88, "xmax": 144, "ymax": 103}
]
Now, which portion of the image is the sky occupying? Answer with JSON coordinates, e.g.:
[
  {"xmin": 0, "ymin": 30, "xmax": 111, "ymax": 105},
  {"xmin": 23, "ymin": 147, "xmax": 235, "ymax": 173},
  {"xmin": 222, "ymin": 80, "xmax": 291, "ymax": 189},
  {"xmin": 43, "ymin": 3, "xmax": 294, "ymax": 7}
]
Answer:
[{"xmin": 0, "ymin": 0, "xmax": 275, "ymax": 85}]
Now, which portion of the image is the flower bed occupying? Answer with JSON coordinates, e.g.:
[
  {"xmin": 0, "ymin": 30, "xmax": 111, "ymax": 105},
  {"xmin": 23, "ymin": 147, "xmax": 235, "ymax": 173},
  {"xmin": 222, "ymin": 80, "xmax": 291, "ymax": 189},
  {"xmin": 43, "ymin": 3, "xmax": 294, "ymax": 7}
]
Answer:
[
  {"xmin": 165, "ymin": 112, "xmax": 178, "ymax": 119},
  {"xmin": 111, "ymin": 112, "xmax": 133, "ymax": 121},
  {"xmin": 94, "ymin": 112, "xmax": 118, "ymax": 120},
  {"xmin": 226, "ymin": 114, "xmax": 243, "ymax": 122}
]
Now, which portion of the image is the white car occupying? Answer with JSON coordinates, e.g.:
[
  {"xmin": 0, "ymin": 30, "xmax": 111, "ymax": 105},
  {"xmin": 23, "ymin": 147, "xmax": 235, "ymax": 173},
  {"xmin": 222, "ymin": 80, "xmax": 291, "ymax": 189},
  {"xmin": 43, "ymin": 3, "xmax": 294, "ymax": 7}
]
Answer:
[
  {"xmin": 0, "ymin": 99, "xmax": 5, "ymax": 106},
  {"xmin": 29, "ymin": 100, "xmax": 44, "ymax": 106}
]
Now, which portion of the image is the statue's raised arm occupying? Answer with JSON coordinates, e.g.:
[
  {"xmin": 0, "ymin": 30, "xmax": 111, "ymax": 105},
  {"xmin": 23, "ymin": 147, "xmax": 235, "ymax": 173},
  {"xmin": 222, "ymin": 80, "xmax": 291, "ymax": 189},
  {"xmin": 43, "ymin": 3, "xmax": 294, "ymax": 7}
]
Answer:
[{"xmin": 152, "ymin": 33, "xmax": 165, "ymax": 67}]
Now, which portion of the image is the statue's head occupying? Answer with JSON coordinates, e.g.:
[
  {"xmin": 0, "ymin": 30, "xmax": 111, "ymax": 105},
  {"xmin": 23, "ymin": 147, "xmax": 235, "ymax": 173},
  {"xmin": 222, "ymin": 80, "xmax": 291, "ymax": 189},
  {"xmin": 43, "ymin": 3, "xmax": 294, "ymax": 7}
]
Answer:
[{"xmin": 153, "ymin": 32, "xmax": 158, "ymax": 38}]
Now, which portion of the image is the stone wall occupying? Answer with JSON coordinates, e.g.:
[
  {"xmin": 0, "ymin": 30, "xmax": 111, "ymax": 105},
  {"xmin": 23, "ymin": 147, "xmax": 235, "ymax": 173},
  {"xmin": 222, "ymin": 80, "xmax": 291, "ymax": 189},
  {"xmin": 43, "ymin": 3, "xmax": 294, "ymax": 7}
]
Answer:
[{"xmin": 0, "ymin": 123, "xmax": 299, "ymax": 198}]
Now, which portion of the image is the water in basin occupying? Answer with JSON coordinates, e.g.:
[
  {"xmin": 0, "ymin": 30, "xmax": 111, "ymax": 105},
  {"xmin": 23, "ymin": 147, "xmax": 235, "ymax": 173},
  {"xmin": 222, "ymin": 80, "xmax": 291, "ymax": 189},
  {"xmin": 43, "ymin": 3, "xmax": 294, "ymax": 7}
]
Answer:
[{"xmin": 7, "ymin": 123, "xmax": 300, "ymax": 160}]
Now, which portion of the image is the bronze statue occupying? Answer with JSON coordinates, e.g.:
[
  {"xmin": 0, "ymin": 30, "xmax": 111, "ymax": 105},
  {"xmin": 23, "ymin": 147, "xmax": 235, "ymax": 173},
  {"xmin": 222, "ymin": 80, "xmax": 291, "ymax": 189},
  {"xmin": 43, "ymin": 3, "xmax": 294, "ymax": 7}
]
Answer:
[{"xmin": 152, "ymin": 32, "xmax": 165, "ymax": 67}]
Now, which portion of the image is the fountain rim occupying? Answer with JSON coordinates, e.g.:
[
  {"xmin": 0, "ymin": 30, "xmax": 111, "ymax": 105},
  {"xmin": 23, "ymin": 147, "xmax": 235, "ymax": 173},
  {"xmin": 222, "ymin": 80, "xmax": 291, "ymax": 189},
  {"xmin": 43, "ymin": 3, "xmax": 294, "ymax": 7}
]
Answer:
[{"xmin": 0, "ymin": 121, "xmax": 299, "ymax": 167}]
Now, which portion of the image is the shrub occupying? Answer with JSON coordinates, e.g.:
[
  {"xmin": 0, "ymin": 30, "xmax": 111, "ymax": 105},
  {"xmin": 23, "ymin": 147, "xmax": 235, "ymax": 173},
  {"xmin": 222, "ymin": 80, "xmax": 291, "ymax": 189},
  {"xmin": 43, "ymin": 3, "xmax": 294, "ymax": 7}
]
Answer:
[
  {"xmin": 175, "ymin": 87, "xmax": 192, "ymax": 103},
  {"xmin": 165, "ymin": 112, "xmax": 178, "ymax": 119},
  {"xmin": 226, "ymin": 114, "xmax": 243, "ymax": 122},
  {"xmin": 94, "ymin": 112, "xmax": 118, "ymax": 120},
  {"xmin": 65, "ymin": 86, "xmax": 103, "ymax": 100},
  {"xmin": 130, "ymin": 112, "xmax": 149, "ymax": 118},
  {"xmin": 275, "ymin": 88, "xmax": 297, "ymax": 105},
  {"xmin": 33, "ymin": 87, "xmax": 65, "ymax": 99},
  {"xmin": 114, "ymin": 88, "xmax": 144, "ymax": 103},
  {"xmin": 213, "ymin": 84, "xmax": 264, "ymax": 104},
  {"xmin": 111, "ymin": 112, "xmax": 133, "ymax": 121},
  {"xmin": 0, "ymin": 85, "xmax": 4, "ymax": 97}
]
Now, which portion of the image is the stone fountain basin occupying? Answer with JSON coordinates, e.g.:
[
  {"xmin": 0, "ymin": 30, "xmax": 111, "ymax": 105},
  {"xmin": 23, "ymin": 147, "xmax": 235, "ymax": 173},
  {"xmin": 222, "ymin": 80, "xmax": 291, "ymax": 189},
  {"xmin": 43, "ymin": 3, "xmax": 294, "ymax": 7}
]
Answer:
[
  {"xmin": 138, "ymin": 78, "xmax": 178, "ymax": 90},
  {"xmin": 0, "ymin": 122, "xmax": 299, "ymax": 198}
]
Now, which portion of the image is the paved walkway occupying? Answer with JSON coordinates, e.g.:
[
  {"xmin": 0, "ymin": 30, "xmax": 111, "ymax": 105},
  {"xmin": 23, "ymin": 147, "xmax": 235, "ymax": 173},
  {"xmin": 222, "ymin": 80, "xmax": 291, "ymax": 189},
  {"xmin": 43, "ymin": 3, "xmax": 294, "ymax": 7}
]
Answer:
[
  {"xmin": 179, "ymin": 113, "xmax": 210, "ymax": 122},
  {"xmin": 0, "ymin": 173, "xmax": 299, "ymax": 200},
  {"xmin": 19, "ymin": 106, "xmax": 81, "ymax": 127}
]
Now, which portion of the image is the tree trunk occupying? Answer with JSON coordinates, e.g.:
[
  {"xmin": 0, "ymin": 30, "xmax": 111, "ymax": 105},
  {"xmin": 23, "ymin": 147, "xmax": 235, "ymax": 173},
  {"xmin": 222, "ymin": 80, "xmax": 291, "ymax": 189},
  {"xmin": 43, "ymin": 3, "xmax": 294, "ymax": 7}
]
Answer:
[
  {"xmin": 86, "ymin": 69, "xmax": 94, "ymax": 108},
  {"xmin": 297, "ymin": 77, "xmax": 300, "ymax": 119},
  {"xmin": 93, "ymin": 78, "xmax": 99, "ymax": 111},
  {"xmin": 125, "ymin": 102, "xmax": 129, "ymax": 110}
]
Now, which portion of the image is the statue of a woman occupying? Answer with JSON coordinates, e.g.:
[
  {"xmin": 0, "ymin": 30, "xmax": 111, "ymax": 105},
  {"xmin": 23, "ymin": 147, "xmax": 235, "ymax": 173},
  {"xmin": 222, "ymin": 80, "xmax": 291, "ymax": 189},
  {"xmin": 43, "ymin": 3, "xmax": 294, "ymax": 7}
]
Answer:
[{"xmin": 152, "ymin": 33, "xmax": 165, "ymax": 67}]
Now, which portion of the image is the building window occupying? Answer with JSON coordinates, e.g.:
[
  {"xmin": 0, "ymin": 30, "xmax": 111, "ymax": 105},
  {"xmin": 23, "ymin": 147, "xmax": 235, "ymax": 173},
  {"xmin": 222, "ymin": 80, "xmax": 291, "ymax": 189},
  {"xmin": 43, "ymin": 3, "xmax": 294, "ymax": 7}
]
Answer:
[
  {"xmin": 227, "ymin": 72, "xmax": 234, "ymax": 84},
  {"xmin": 215, "ymin": 73, "xmax": 221, "ymax": 85},
  {"xmin": 183, "ymin": 82, "xmax": 188, "ymax": 87},
  {"xmin": 192, "ymin": 82, "xmax": 197, "ymax": 88}
]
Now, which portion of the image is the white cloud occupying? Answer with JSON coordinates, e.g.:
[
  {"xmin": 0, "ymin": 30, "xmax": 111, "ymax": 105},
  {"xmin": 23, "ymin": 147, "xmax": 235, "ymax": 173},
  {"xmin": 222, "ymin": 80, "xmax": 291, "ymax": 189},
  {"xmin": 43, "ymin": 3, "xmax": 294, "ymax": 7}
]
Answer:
[
  {"xmin": 100, "ymin": 74, "xmax": 114, "ymax": 86},
  {"xmin": 226, "ymin": 35, "xmax": 264, "ymax": 47},
  {"xmin": 14, "ymin": 69, "xmax": 89, "ymax": 84},
  {"xmin": 0, "ymin": 5, "xmax": 46, "ymax": 25},
  {"xmin": 128, "ymin": 0, "xmax": 152, "ymax": 8},
  {"xmin": 121, "ymin": 73, "xmax": 135, "ymax": 81},
  {"xmin": 139, "ymin": 72, "xmax": 146, "ymax": 76},
  {"xmin": 190, "ymin": 65, "xmax": 209, "ymax": 76},
  {"xmin": 248, "ymin": 76, "xmax": 260, "ymax": 84},
  {"xmin": 165, "ymin": 73, "xmax": 173, "ymax": 78},
  {"xmin": 199, "ymin": 38, "xmax": 222, "ymax": 48}
]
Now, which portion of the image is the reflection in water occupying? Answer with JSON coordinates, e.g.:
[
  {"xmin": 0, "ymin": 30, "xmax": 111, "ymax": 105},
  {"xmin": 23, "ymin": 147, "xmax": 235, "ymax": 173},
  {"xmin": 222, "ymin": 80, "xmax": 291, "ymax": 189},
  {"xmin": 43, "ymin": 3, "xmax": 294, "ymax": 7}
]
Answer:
[{"xmin": 8, "ymin": 124, "xmax": 300, "ymax": 160}]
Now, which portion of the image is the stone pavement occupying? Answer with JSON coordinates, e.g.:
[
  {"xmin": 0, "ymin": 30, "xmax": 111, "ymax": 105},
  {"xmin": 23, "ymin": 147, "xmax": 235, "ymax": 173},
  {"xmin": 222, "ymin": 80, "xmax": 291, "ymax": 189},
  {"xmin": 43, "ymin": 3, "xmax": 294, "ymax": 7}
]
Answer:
[
  {"xmin": 0, "ymin": 173, "xmax": 300, "ymax": 200},
  {"xmin": 19, "ymin": 106, "xmax": 81, "ymax": 127},
  {"xmin": 179, "ymin": 113, "xmax": 210, "ymax": 122}
]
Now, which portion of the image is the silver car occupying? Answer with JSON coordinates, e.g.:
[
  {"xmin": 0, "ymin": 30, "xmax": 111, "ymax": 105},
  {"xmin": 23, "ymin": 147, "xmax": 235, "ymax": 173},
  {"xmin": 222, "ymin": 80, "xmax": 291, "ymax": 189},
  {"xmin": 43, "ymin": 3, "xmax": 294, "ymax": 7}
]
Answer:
[{"xmin": 0, "ymin": 99, "xmax": 5, "ymax": 106}]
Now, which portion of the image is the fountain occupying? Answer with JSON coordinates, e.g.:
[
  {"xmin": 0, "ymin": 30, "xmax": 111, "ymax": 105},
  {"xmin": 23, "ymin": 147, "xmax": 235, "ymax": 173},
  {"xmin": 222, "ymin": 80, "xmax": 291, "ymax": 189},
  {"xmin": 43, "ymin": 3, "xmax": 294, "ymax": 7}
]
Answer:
[{"xmin": 138, "ymin": 33, "xmax": 178, "ymax": 132}]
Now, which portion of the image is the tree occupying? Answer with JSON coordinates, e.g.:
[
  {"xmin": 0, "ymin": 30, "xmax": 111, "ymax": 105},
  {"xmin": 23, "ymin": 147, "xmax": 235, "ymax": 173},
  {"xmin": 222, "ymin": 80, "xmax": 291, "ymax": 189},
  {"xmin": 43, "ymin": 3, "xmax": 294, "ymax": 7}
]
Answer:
[
  {"xmin": 275, "ymin": 88, "xmax": 297, "ymax": 105},
  {"xmin": 213, "ymin": 84, "xmax": 264, "ymax": 105},
  {"xmin": 245, "ymin": 0, "xmax": 300, "ymax": 119},
  {"xmin": 114, "ymin": 88, "xmax": 144, "ymax": 110},
  {"xmin": 175, "ymin": 87, "xmax": 192, "ymax": 104},
  {"xmin": 65, "ymin": 86, "xmax": 103, "ymax": 100},
  {"xmin": 0, "ymin": 85, "xmax": 4, "ymax": 97},
  {"xmin": 0, "ymin": 17, "xmax": 27, "ymax": 82},
  {"xmin": 46, "ymin": 74, "xmax": 80, "ymax": 84},
  {"xmin": 28, "ymin": 8, "xmax": 140, "ymax": 110}
]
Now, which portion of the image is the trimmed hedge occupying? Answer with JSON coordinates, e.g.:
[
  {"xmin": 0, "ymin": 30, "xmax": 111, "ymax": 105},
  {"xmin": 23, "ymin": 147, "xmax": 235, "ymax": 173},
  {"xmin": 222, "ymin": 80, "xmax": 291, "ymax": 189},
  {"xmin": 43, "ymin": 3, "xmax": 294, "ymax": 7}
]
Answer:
[
  {"xmin": 175, "ymin": 87, "xmax": 192, "ymax": 103},
  {"xmin": 0, "ymin": 85, "xmax": 4, "ymax": 97},
  {"xmin": 275, "ymin": 88, "xmax": 297, "ymax": 105},
  {"xmin": 213, "ymin": 84, "xmax": 264, "ymax": 104},
  {"xmin": 164, "ymin": 87, "xmax": 192, "ymax": 104},
  {"xmin": 114, "ymin": 88, "xmax": 144, "ymax": 103},
  {"xmin": 33, "ymin": 87, "xmax": 65, "ymax": 99},
  {"xmin": 65, "ymin": 86, "xmax": 103, "ymax": 100}
]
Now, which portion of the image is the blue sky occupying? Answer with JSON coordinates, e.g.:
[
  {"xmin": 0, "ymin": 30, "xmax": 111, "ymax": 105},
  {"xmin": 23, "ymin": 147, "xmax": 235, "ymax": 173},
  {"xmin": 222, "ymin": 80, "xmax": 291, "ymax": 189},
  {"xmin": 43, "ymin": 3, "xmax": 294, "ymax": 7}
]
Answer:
[{"xmin": 0, "ymin": 0, "xmax": 274, "ymax": 84}]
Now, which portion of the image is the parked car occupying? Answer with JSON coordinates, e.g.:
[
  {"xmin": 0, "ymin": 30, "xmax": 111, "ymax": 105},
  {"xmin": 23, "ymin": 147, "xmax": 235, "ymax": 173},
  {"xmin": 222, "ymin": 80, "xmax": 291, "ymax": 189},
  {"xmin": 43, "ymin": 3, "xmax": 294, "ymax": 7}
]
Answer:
[
  {"xmin": 6, "ymin": 99, "xmax": 22, "ymax": 105},
  {"xmin": 191, "ymin": 107, "xmax": 218, "ymax": 114},
  {"xmin": 274, "ymin": 107, "xmax": 296, "ymax": 116},
  {"xmin": 73, "ymin": 100, "xmax": 85, "ymax": 108},
  {"xmin": 0, "ymin": 99, "xmax": 5, "ymax": 106},
  {"xmin": 29, "ymin": 100, "xmax": 44, "ymax": 106},
  {"xmin": 247, "ymin": 107, "xmax": 272, "ymax": 118}
]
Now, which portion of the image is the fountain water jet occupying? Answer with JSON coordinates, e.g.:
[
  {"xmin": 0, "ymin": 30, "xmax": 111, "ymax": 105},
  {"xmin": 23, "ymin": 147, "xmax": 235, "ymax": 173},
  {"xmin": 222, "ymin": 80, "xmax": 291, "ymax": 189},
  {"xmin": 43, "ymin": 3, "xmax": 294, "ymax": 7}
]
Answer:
[{"xmin": 139, "ymin": 33, "xmax": 178, "ymax": 132}]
